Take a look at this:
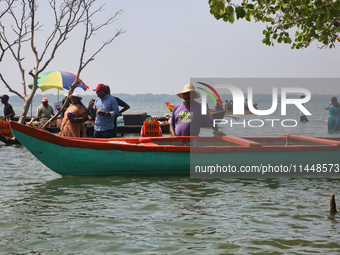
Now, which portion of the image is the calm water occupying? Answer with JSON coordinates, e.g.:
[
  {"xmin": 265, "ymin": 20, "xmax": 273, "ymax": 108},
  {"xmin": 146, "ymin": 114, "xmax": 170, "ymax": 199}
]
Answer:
[{"xmin": 1, "ymin": 102, "xmax": 340, "ymax": 254}]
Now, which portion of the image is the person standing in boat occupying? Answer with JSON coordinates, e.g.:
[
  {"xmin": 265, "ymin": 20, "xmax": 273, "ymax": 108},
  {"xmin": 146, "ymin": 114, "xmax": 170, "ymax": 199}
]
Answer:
[
  {"xmin": 90, "ymin": 83, "xmax": 119, "ymax": 138},
  {"xmin": 105, "ymin": 85, "xmax": 130, "ymax": 137},
  {"xmin": 59, "ymin": 93, "xmax": 88, "ymax": 137},
  {"xmin": 36, "ymin": 97, "xmax": 54, "ymax": 119},
  {"xmin": 224, "ymin": 100, "xmax": 229, "ymax": 111},
  {"xmin": 228, "ymin": 100, "xmax": 233, "ymax": 110},
  {"xmin": 170, "ymin": 83, "xmax": 224, "ymax": 136},
  {"xmin": 325, "ymin": 97, "xmax": 340, "ymax": 131},
  {"xmin": 215, "ymin": 100, "xmax": 223, "ymax": 110},
  {"xmin": 87, "ymin": 99, "xmax": 96, "ymax": 120},
  {"xmin": 59, "ymin": 94, "xmax": 71, "ymax": 118},
  {"xmin": 0, "ymin": 94, "xmax": 15, "ymax": 121},
  {"xmin": 244, "ymin": 97, "xmax": 248, "ymax": 110}
]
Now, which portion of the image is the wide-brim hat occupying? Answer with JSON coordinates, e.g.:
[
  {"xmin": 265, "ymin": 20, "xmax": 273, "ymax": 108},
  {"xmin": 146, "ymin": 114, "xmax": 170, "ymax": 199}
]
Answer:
[
  {"xmin": 71, "ymin": 93, "xmax": 82, "ymax": 100},
  {"xmin": 177, "ymin": 83, "xmax": 200, "ymax": 99}
]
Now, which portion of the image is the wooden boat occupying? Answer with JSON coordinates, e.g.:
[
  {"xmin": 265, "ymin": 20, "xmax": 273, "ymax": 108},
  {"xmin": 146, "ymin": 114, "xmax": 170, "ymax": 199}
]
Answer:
[
  {"xmin": 0, "ymin": 119, "xmax": 21, "ymax": 145},
  {"xmin": 9, "ymin": 121, "xmax": 340, "ymax": 177},
  {"xmin": 209, "ymin": 110, "xmax": 225, "ymax": 120},
  {"xmin": 0, "ymin": 115, "xmax": 32, "ymax": 123},
  {"xmin": 0, "ymin": 132, "xmax": 21, "ymax": 145}
]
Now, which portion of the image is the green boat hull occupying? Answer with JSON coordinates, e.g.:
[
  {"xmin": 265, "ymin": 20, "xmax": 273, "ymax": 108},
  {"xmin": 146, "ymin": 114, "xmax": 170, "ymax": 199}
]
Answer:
[
  {"xmin": 13, "ymin": 129, "xmax": 190, "ymax": 176},
  {"xmin": 10, "ymin": 121, "xmax": 340, "ymax": 177}
]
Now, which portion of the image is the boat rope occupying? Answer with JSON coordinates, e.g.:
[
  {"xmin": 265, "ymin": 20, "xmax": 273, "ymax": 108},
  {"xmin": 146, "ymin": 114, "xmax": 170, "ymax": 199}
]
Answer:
[{"xmin": 285, "ymin": 133, "xmax": 299, "ymax": 146}]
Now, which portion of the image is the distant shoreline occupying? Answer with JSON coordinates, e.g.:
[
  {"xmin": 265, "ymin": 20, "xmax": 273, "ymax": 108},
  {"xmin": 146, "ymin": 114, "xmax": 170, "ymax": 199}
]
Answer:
[{"xmin": 5, "ymin": 93, "xmax": 340, "ymax": 104}]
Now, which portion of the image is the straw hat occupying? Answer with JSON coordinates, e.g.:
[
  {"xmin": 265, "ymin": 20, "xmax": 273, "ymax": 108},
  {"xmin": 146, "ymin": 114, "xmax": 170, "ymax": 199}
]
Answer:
[{"xmin": 177, "ymin": 83, "xmax": 200, "ymax": 99}]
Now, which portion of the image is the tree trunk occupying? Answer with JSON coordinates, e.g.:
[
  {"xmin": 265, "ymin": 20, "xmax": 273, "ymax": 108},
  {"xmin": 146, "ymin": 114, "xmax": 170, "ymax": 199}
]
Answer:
[{"xmin": 18, "ymin": 92, "xmax": 36, "ymax": 124}]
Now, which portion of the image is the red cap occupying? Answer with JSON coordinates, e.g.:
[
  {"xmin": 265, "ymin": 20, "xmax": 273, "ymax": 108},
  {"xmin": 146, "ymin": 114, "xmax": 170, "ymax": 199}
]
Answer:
[
  {"xmin": 41, "ymin": 97, "xmax": 48, "ymax": 102},
  {"xmin": 93, "ymin": 83, "xmax": 107, "ymax": 91}
]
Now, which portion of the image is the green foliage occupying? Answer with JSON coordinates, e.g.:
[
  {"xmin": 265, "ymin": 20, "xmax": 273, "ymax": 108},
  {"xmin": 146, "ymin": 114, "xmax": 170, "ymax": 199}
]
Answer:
[{"xmin": 209, "ymin": 0, "xmax": 340, "ymax": 49}]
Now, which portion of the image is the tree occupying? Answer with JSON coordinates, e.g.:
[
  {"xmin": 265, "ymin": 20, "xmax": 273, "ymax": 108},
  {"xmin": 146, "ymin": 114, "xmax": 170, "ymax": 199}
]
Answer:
[
  {"xmin": 0, "ymin": 0, "xmax": 125, "ymax": 124},
  {"xmin": 209, "ymin": 0, "xmax": 340, "ymax": 49}
]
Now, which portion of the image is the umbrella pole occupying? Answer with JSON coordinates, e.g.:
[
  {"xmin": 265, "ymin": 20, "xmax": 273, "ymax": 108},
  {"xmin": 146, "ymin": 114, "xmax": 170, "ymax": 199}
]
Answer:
[{"xmin": 58, "ymin": 90, "xmax": 59, "ymax": 102}]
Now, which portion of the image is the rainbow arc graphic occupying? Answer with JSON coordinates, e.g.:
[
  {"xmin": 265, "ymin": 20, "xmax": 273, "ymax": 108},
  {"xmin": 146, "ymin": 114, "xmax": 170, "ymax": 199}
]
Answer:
[{"xmin": 196, "ymin": 82, "xmax": 222, "ymax": 106}]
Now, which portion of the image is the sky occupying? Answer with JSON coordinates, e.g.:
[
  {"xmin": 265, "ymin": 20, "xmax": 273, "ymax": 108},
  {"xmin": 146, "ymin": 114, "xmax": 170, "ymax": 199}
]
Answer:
[{"xmin": 1, "ymin": 0, "xmax": 340, "ymax": 97}]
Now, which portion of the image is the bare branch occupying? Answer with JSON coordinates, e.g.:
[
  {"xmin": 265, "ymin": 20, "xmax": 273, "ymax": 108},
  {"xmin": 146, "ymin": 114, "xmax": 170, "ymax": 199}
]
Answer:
[
  {"xmin": 0, "ymin": 73, "xmax": 25, "ymax": 99},
  {"xmin": 38, "ymin": 0, "xmax": 89, "ymax": 73},
  {"xmin": 2, "ymin": 0, "xmax": 125, "ymax": 124},
  {"xmin": 0, "ymin": 0, "xmax": 15, "ymax": 20},
  {"xmin": 79, "ymin": 7, "xmax": 125, "ymax": 72},
  {"xmin": 81, "ymin": 29, "xmax": 125, "ymax": 72}
]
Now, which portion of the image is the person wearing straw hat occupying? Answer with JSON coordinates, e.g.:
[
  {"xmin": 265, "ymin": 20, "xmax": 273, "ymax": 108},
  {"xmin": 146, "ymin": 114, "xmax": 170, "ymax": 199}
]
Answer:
[{"xmin": 169, "ymin": 83, "xmax": 225, "ymax": 136}]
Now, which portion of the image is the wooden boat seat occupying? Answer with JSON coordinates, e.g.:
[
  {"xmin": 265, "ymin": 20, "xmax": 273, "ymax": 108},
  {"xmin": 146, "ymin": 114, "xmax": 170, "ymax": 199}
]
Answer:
[
  {"xmin": 138, "ymin": 138, "xmax": 159, "ymax": 146},
  {"xmin": 283, "ymin": 134, "xmax": 340, "ymax": 146},
  {"xmin": 220, "ymin": 135, "xmax": 262, "ymax": 147}
]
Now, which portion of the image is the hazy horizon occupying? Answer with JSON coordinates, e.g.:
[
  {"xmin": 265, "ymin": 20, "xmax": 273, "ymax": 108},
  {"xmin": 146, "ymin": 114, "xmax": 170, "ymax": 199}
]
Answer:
[{"xmin": 1, "ymin": 1, "xmax": 340, "ymax": 97}]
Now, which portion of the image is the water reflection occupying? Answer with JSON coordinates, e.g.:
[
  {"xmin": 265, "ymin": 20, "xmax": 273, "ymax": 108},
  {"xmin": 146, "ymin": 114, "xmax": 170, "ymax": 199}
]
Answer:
[{"xmin": 1, "ymin": 170, "xmax": 340, "ymax": 253}]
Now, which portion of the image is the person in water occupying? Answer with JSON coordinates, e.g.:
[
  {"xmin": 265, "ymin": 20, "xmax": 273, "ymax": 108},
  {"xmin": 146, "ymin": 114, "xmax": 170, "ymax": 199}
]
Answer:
[{"xmin": 325, "ymin": 96, "xmax": 340, "ymax": 131}]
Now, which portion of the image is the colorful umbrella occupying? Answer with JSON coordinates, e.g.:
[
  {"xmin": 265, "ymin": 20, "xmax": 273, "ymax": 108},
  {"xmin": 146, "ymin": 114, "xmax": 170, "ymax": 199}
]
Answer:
[{"xmin": 28, "ymin": 71, "xmax": 89, "ymax": 92}]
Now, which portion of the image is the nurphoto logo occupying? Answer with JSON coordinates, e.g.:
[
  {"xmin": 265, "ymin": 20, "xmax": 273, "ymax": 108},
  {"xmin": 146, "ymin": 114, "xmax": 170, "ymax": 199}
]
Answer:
[
  {"xmin": 200, "ymin": 83, "xmax": 311, "ymax": 116},
  {"xmin": 195, "ymin": 79, "xmax": 312, "ymax": 129}
]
